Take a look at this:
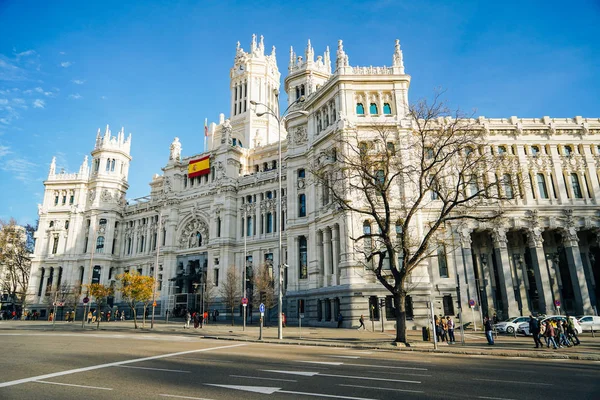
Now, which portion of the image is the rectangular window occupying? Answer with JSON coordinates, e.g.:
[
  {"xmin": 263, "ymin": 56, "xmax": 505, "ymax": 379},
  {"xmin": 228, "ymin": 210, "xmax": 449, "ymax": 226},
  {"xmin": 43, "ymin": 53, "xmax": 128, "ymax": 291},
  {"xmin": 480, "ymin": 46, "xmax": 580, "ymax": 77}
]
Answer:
[
  {"xmin": 52, "ymin": 237, "xmax": 59, "ymax": 254},
  {"xmin": 299, "ymin": 236, "xmax": 308, "ymax": 279},
  {"xmin": 69, "ymin": 195, "xmax": 74, "ymax": 204},
  {"xmin": 266, "ymin": 213, "xmax": 273, "ymax": 233},
  {"xmin": 443, "ymin": 295, "xmax": 455, "ymax": 316},
  {"xmin": 437, "ymin": 246, "xmax": 448, "ymax": 278},
  {"xmin": 92, "ymin": 266, "xmax": 101, "ymax": 284},
  {"xmin": 298, "ymin": 194, "xmax": 306, "ymax": 217},
  {"xmin": 214, "ymin": 269, "xmax": 219, "ymax": 287}
]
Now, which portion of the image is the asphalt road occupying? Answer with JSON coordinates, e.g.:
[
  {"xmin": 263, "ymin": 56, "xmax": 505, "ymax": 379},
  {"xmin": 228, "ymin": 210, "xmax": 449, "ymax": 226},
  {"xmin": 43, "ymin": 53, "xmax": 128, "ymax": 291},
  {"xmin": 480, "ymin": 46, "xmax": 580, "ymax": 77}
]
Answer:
[{"xmin": 0, "ymin": 330, "xmax": 598, "ymax": 400}]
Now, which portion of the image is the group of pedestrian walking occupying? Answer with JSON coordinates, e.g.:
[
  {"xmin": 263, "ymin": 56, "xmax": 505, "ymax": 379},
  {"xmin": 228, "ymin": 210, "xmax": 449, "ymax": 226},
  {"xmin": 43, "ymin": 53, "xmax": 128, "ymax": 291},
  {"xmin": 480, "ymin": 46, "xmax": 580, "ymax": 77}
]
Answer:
[
  {"xmin": 529, "ymin": 315, "xmax": 581, "ymax": 349},
  {"xmin": 434, "ymin": 315, "xmax": 456, "ymax": 344}
]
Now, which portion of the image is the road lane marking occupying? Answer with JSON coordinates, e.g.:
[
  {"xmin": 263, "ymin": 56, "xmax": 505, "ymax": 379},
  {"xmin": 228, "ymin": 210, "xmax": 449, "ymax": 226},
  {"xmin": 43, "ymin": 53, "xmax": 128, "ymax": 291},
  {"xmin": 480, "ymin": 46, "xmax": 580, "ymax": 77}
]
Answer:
[
  {"xmin": 473, "ymin": 378, "xmax": 553, "ymax": 386},
  {"xmin": 230, "ymin": 375, "xmax": 297, "ymax": 382},
  {"xmin": 339, "ymin": 384, "xmax": 424, "ymax": 394},
  {"xmin": 262, "ymin": 370, "xmax": 421, "ymax": 384},
  {"xmin": 325, "ymin": 356, "xmax": 360, "ymax": 359},
  {"xmin": 367, "ymin": 370, "xmax": 432, "ymax": 377},
  {"xmin": 160, "ymin": 395, "xmax": 215, "ymax": 400},
  {"xmin": 478, "ymin": 396, "xmax": 517, "ymax": 400},
  {"xmin": 206, "ymin": 384, "xmax": 377, "ymax": 399},
  {"xmin": 298, "ymin": 361, "xmax": 344, "ymax": 366},
  {"xmin": 116, "ymin": 365, "xmax": 190, "ymax": 373},
  {"xmin": 34, "ymin": 381, "xmax": 112, "ymax": 390},
  {"xmin": 0, "ymin": 343, "xmax": 246, "ymax": 388},
  {"xmin": 346, "ymin": 363, "xmax": 428, "ymax": 371}
]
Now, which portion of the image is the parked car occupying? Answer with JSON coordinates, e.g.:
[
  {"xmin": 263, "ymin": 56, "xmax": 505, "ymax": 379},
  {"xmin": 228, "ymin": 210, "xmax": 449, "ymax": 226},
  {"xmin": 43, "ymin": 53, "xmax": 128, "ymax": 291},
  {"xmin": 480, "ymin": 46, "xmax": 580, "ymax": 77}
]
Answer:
[
  {"xmin": 493, "ymin": 316, "xmax": 530, "ymax": 334},
  {"xmin": 578, "ymin": 316, "xmax": 600, "ymax": 331},
  {"xmin": 517, "ymin": 316, "xmax": 582, "ymax": 336}
]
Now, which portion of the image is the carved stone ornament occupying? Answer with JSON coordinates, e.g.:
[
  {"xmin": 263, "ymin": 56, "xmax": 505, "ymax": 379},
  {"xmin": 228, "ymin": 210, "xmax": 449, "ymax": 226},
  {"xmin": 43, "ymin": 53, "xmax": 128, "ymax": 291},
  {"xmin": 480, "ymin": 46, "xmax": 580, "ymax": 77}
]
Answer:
[
  {"xmin": 527, "ymin": 227, "xmax": 544, "ymax": 248},
  {"xmin": 169, "ymin": 137, "xmax": 182, "ymax": 161},
  {"xmin": 491, "ymin": 228, "xmax": 508, "ymax": 249},
  {"xmin": 458, "ymin": 226, "xmax": 472, "ymax": 248},
  {"xmin": 163, "ymin": 177, "xmax": 172, "ymax": 193},
  {"xmin": 178, "ymin": 218, "xmax": 209, "ymax": 249},
  {"xmin": 100, "ymin": 189, "xmax": 113, "ymax": 203},
  {"xmin": 88, "ymin": 189, "xmax": 96, "ymax": 203},
  {"xmin": 294, "ymin": 126, "xmax": 307, "ymax": 145},
  {"xmin": 221, "ymin": 119, "xmax": 232, "ymax": 144}
]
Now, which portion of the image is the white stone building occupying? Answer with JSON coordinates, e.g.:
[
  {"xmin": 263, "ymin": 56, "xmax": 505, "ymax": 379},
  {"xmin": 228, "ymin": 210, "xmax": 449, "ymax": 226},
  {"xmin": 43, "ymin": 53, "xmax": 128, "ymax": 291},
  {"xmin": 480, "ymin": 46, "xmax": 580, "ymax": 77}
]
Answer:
[{"xmin": 27, "ymin": 35, "xmax": 600, "ymax": 328}]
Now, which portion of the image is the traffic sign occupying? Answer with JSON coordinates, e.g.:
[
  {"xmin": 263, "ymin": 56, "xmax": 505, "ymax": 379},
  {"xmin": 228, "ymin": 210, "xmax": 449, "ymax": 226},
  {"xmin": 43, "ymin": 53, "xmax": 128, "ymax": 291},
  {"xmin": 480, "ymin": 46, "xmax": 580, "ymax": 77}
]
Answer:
[
  {"xmin": 468, "ymin": 299, "xmax": 476, "ymax": 307},
  {"xmin": 259, "ymin": 303, "xmax": 265, "ymax": 313},
  {"xmin": 241, "ymin": 297, "xmax": 248, "ymax": 305},
  {"xmin": 554, "ymin": 300, "xmax": 561, "ymax": 307},
  {"xmin": 83, "ymin": 297, "xmax": 89, "ymax": 304}
]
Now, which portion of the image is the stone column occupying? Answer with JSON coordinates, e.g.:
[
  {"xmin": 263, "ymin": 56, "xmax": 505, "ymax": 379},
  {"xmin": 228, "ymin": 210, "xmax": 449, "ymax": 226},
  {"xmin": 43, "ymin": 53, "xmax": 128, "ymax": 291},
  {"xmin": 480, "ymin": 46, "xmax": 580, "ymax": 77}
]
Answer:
[
  {"xmin": 323, "ymin": 228, "xmax": 332, "ymax": 287},
  {"xmin": 526, "ymin": 228, "xmax": 554, "ymax": 314},
  {"xmin": 316, "ymin": 230, "xmax": 324, "ymax": 287},
  {"xmin": 513, "ymin": 253, "xmax": 531, "ymax": 316},
  {"xmin": 491, "ymin": 228, "xmax": 519, "ymax": 317},
  {"xmin": 458, "ymin": 227, "xmax": 478, "ymax": 311},
  {"xmin": 561, "ymin": 227, "xmax": 594, "ymax": 314},
  {"xmin": 331, "ymin": 226, "xmax": 340, "ymax": 286}
]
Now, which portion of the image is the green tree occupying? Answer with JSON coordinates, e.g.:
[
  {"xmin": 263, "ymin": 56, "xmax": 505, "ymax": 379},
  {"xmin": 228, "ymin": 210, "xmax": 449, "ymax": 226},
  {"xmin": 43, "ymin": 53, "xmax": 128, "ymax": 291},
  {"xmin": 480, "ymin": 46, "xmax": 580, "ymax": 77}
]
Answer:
[
  {"xmin": 0, "ymin": 218, "xmax": 32, "ymax": 312},
  {"xmin": 117, "ymin": 271, "xmax": 154, "ymax": 329},
  {"xmin": 311, "ymin": 93, "xmax": 506, "ymax": 343},
  {"xmin": 85, "ymin": 283, "xmax": 114, "ymax": 330}
]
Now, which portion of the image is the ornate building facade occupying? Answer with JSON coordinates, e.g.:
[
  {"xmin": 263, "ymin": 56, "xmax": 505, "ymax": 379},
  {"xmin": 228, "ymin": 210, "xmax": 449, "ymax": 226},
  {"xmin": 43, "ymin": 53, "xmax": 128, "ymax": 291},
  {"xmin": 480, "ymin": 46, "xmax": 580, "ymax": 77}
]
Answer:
[{"xmin": 28, "ymin": 35, "xmax": 600, "ymax": 328}]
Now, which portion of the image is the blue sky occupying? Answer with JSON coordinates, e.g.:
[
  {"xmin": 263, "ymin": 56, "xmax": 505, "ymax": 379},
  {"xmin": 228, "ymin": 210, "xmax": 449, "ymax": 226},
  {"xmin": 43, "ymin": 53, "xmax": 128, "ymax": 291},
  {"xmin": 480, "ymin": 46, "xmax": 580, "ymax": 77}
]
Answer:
[{"xmin": 1, "ymin": 0, "xmax": 599, "ymax": 225}]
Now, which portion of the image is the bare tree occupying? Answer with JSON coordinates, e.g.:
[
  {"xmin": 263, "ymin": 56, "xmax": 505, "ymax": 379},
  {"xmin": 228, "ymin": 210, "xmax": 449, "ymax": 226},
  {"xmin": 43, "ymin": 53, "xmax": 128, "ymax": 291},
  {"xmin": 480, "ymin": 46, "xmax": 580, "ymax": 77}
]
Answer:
[
  {"xmin": 252, "ymin": 262, "xmax": 276, "ymax": 325},
  {"xmin": 202, "ymin": 273, "xmax": 216, "ymax": 316},
  {"xmin": 0, "ymin": 219, "xmax": 33, "ymax": 312},
  {"xmin": 311, "ymin": 93, "xmax": 507, "ymax": 343},
  {"xmin": 219, "ymin": 265, "xmax": 241, "ymax": 326}
]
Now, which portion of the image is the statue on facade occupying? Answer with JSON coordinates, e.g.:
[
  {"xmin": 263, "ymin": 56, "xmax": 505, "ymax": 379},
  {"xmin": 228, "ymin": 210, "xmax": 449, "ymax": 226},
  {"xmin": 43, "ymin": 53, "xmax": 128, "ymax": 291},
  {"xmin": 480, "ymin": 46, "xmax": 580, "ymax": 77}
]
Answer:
[{"xmin": 169, "ymin": 137, "xmax": 181, "ymax": 161}]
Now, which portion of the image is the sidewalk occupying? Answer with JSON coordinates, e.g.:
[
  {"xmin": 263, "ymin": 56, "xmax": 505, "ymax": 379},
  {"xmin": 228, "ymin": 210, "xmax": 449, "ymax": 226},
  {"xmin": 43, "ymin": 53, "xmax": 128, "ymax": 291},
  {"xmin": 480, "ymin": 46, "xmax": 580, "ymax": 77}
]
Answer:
[{"xmin": 2, "ymin": 319, "xmax": 599, "ymax": 361}]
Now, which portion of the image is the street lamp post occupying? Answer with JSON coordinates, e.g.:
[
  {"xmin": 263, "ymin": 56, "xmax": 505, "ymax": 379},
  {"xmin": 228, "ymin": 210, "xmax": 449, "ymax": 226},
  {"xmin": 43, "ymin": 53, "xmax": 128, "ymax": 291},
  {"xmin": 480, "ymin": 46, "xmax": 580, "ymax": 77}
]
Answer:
[
  {"xmin": 82, "ymin": 214, "xmax": 103, "ymax": 329},
  {"xmin": 151, "ymin": 212, "xmax": 162, "ymax": 329},
  {"xmin": 250, "ymin": 92, "xmax": 307, "ymax": 340},
  {"xmin": 243, "ymin": 206, "xmax": 247, "ymax": 332}
]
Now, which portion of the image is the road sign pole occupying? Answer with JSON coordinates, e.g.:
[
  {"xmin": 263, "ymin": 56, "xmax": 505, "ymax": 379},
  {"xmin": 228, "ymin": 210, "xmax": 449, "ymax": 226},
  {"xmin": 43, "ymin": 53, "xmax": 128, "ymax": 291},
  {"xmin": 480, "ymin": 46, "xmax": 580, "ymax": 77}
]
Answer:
[
  {"xmin": 299, "ymin": 314, "xmax": 302, "ymax": 339},
  {"xmin": 259, "ymin": 303, "xmax": 265, "ymax": 341}
]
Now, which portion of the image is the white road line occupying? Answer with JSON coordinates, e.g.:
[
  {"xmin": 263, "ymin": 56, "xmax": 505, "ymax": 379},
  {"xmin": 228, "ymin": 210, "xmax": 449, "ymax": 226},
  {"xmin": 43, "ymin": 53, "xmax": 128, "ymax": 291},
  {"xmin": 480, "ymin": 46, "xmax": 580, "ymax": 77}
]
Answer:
[
  {"xmin": 116, "ymin": 365, "xmax": 190, "ymax": 373},
  {"xmin": 473, "ymin": 378, "xmax": 553, "ymax": 386},
  {"xmin": 0, "ymin": 343, "xmax": 246, "ymax": 388},
  {"xmin": 160, "ymin": 394, "xmax": 215, "ymax": 400},
  {"xmin": 320, "ymin": 373, "xmax": 420, "ymax": 384},
  {"xmin": 34, "ymin": 380, "xmax": 112, "ymax": 390},
  {"xmin": 339, "ymin": 384, "xmax": 424, "ymax": 394},
  {"xmin": 325, "ymin": 356, "xmax": 360, "ymax": 359},
  {"xmin": 478, "ymin": 396, "xmax": 517, "ymax": 400},
  {"xmin": 346, "ymin": 363, "xmax": 428, "ymax": 371},
  {"xmin": 367, "ymin": 370, "xmax": 432, "ymax": 377},
  {"xmin": 278, "ymin": 390, "xmax": 377, "ymax": 399},
  {"xmin": 298, "ymin": 361, "xmax": 344, "ymax": 366},
  {"xmin": 230, "ymin": 375, "xmax": 297, "ymax": 382}
]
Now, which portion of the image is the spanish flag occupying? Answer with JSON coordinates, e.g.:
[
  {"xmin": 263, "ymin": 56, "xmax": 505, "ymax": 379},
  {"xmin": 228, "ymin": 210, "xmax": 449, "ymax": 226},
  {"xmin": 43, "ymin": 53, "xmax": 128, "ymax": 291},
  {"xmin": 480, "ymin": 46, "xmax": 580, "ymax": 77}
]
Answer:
[{"xmin": 188, "ymin": 155, "xmax": 210, "ymax": 178}]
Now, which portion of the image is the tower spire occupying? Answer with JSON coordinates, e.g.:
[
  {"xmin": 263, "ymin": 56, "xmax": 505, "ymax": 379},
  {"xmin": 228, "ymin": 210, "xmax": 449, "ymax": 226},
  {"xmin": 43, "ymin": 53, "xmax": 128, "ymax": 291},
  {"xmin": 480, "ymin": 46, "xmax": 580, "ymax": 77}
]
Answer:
[
  {"xmin": 336, "ymin": 40, "xmax": 349, "ymax": 70},
  {"xmin": 48, "ymin": 156, "xmax": 56, "ymax": 177},
  {"xmin": 392, "ymin": 39, "xmax": 405, "ymax": 73},
  {"xmin": 305, "ymin": 39, "xmax": 314, "ymax": 63}
]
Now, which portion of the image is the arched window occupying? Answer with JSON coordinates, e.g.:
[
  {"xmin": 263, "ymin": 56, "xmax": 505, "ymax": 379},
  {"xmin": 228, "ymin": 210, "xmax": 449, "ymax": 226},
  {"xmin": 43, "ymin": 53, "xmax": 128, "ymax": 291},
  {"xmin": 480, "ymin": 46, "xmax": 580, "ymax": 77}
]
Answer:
[
  {"xmin": 359, "ymin": 142, "xmax": 368, "ymax": 156},
  {"xmin": 564, "ymin": 145, "xmax": 573, "ymax": 156},
  {"xmin": 356, "ymin": 103, "xmax": 365, "ymax": 115},
  {"xmin": 531, "ymin": 145, "xmax": 540, "ymax": 156},
  {"xmin": 299, "ymin": 235, "xmax": 308, "ymax": 279},
  {"xmin": 49, "ymin": 221, "xmax": 54, "ymax": 228},
  {"xmin": 110, "ymin": 159, "xmax": 116, "ymax": 171},
  {"xmin": 502, "ymin": 174, "xmax": 513, "ymax": 199},
  {"xmin": 370, "ymin": 103, "xmax": 378, "ymax": 115},
  {"xmin": 363, "ymin": 221, "xmax": 371, "ymax": 235},
  {"xmin": 468, "ymin": 175, "xmax": 479, "ymax": 197},
  {"xmin": 536, "ymin": 173, "xmax": 549, "ymax": 199},
  {"xmin": 96, "ymin": 236, "xmax": 105, "ymax": 253},
  {"xmin": 383, "ymin": 103, "xmax": 392, "ymax": 115},
  {"xmin": 298, "ymin": 194, "xmax": 306, "ymax": 217},
  {"xmin": 376, "ymin": 170, "xmax": 385, "ymax": 186},
  {"xmin": 65, "ymin": 220, "xmax": 69, "ymax": 230},
  {"xmin": 196, "ymin": 231, "xmax": 203, "ymax": 247},
  {"xmin": 106, "ymin": 159, "xmax": 111, "ymax": 171},
  {"xmin": 497, "ymin": 145, "xmax": 507, "ymax": 155},
  {"xmin": 571, "ymin": 173, "xmax": 583, "ymax": 198},
  {"xmin": 99, "ymin": 218, "xmax": 107, "ymax": 226}
]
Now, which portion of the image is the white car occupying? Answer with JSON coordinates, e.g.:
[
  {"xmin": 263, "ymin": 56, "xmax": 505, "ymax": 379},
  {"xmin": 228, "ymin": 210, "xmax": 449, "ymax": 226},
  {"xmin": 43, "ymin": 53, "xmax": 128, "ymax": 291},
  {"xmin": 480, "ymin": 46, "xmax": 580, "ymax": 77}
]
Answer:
[
  {"xmin": 517, "ymin": 316, "xmax": 582, "ymax": 336},
  {"xmin": 578, "ymin": 316, "xmax": 600, "ymax": 331},
  {"xmin": 493, "ymin": 316, "xmax": 530, "ymax": 334}
]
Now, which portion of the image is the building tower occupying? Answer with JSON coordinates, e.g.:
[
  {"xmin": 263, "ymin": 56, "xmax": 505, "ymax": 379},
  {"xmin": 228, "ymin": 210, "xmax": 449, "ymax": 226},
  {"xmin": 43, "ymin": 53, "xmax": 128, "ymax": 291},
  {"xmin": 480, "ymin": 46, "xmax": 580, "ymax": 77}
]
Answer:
[
  {"xmin": 284, "ymin": 39, "xmax": 332, "ymax": 107},
  {"xmin": 229, "ymin": 34, "xmax": 282, "ymax": 148}
]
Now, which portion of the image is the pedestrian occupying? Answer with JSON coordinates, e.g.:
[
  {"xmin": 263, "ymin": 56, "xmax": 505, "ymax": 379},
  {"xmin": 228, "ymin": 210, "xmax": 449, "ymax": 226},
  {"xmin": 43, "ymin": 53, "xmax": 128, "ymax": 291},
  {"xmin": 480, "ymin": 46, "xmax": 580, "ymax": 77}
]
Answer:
[
  {"xmin": 358, "ymin": 314, "xmax": 366, "ymax": 330},
  {"xmin": 484, "ymin": 316, "xmax": 494, "ymax": 345},
  {"xmin": 440, "ymin": 317, "xmax": 448, "ymax": 342},
  {"xmin": 193, "ymin": 313, "xmax": 200, "ymax": 329},
  {"xmin": 434, "ymin": 315, "xmax": 441, "ymax": 342},
  {"xmin": 446, "ymin": 316, "xmax": 456, "ymax": 344},
  {"xmin": 566, "ymin": 314, "xmax": 580, "ymax": 346},
  {"xmin": 337, "ymin": 312, "xmax": 344, "ymax": 328},
  {"xmin": 87, "ymin": 311, "xmax": 92, "ymax": 324},
  {"xmin": 184, "ymin": 311, "xmax": 191, "ymax": 329},
  {"xmin": 213, "ymin": 309, "xmax": 218, "ymax": 322},
  {"xmin": 203, "ymin": 311, "xmax": 208, "ymax": 325},
  {"xmin": 544, "ymin": 321, "xmax": 558, "ymax": 349},
  {"xmin": 557, "ymin": 320, "xmax": 570, "ymax": 347},
  {"xmin": 529, "ymin": 315, "xmax": 542, "ymax": 348},
  {"xmin": 282, "ymin": 313, "xmax": 287, "ymax": 328},
  {"xmin": 199, "ymin": 312, "xmax": 204, "ymax": 328},
  {"xmin": 121, "ymin": 310, "xmax": 125, "ymax": 321}
]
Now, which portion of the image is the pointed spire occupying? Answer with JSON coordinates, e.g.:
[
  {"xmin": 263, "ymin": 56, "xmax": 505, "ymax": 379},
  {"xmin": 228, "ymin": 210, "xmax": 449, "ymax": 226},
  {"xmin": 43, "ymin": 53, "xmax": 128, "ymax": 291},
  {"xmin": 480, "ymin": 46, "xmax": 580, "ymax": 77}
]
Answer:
[
  {"xmin": 305, "ymin": 39, "xmax": 314, "ymax": 62},
  {"xmin": 251, "ymin": 34, "xmax": 257, "ymax": 53},
  {"xmin": 393, "ymin": 39, "xmax": 404, "ymax": 73},
  {"xmin": 79, "ymin": 155, "xmax": 89, "ymax": 175},
  {"xmin": 259, "ymin": 35, "xmax": 265, "ymax": 54},
  {"xmin": 49, "ymin": 156, "xmax": 56, "ymax": 176},
  {"xmin": 324, "ymin": 46, "xmax": 331, "ymax": 73},
  {"xmin": 289, "ymin": 46, "xmax": 295, "ymax": 71},
  {"xmin": 336, "ymin": 40, "xmax": 349, "ymax": 70},
  {"xmin": 271, "ymin": 45, "xmax": 276, "ymax": 57}
]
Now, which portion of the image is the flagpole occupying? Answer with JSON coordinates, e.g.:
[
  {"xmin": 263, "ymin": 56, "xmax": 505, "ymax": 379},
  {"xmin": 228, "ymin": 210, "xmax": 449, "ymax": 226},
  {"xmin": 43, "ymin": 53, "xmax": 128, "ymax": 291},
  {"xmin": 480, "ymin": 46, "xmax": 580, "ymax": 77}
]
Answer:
[{"xmin": 204, "ymin": 118, "xmax": 208, "ymax": 152}]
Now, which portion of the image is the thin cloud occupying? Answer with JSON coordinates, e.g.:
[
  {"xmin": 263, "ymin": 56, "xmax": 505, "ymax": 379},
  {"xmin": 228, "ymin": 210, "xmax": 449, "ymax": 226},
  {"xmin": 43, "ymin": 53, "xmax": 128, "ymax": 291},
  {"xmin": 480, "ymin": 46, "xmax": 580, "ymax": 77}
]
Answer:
[
  {"xmin": 16, "ymin": 50, "xmax": 36, "ymax": 58},
  {"xmin": 72, "ymin": 79, "xmax": 85, "ymax": 85},
  {"xmin": 0, "ymin": 144, "xmax": 9, "ymax": 157},
  {"xmin": 0, "ymin": 157, "xmax": 38, "ymax": 183},
  {"xmin": 59, "ymin": 51, "xmax": 66, "ymax": 55},
  {"xmin": 33, "ymin": 99, "xmax": 45, "ymax": 108},
  {"xmin": 0, "ymin": 57, "xmax": 26, "ymax": 81},
  {"xmin": 69, "ymin": 93, "xmax": 82, "ymax": 100},
  {"xmin": 60, "ymin": 61, "xmax": 72, "ymax": 68}
]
